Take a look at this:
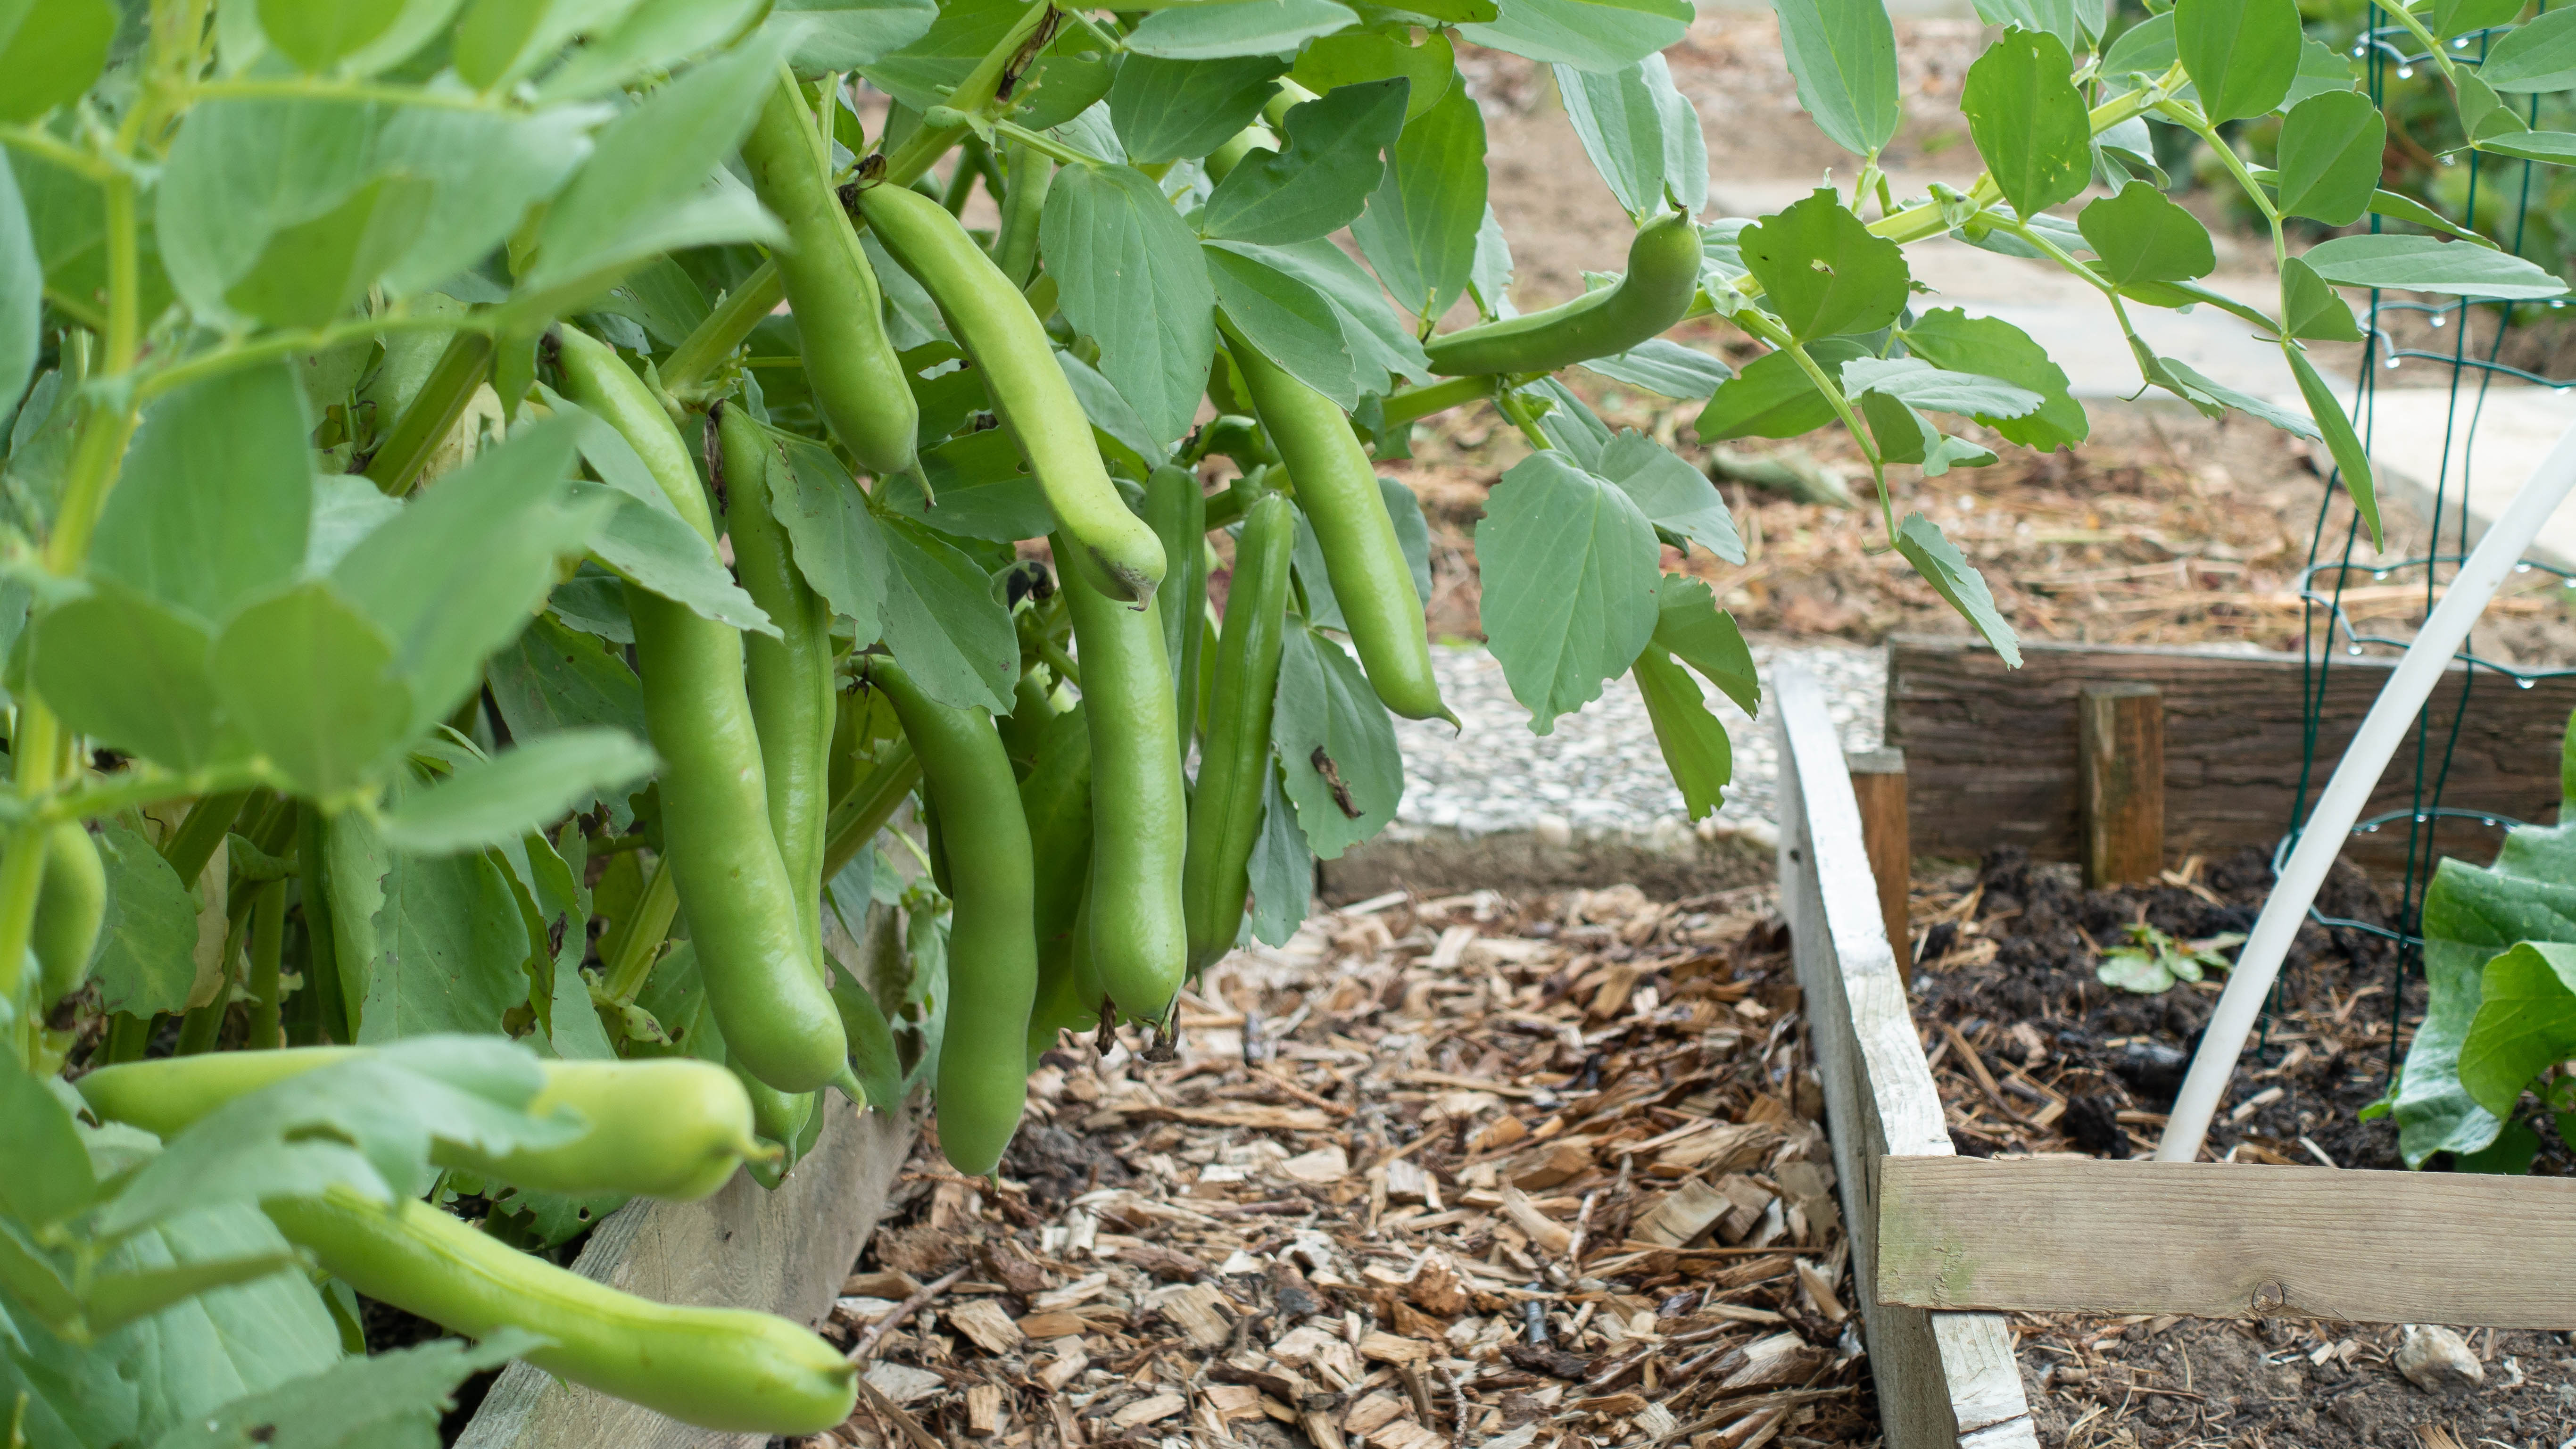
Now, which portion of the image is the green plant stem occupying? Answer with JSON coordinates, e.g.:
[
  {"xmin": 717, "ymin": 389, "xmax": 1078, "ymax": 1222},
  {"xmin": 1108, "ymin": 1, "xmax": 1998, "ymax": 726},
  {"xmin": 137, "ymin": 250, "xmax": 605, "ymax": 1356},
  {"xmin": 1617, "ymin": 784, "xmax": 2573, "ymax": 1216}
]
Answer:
[
  {"xmin": 987, "ymin": 119, "xmax": 1105, "ymax": 170},
  {"xmin": 878, "ymin": 1, "xmax": 1058, "ymax": 186},
  {"xmin": 160, "ymin": 791, "xmax": 250, "ymax": 885},
  {"xmin": 1033, "ymin": 631, "xmax": 1081, "ymax": 690},
  {"xmin": 2364, "ymin": 0, "xmax": 2460, "ymax": 84},
  {"xmin": 662, "ymin": 262, "xmax": 787, "ymax": 400},
  {"xmin": 602, "ymin": 853, "xmax": 679, "ymax": 1003},
  {"xmin": 1737, "ymin": 309, "xmax": 1888, "ymax": 533},
  {"xmin": 138, "ymin": 311, "xmax": 476, "ymax": 405},
  {"xmin": 103, "ymin": 1011, "xmax": 150, "ymax": 1063},
  {"xmin": 941, "ymin": 139, "xmax": 987, "ymax": 214},
  {"xmin": 174, "ymin": 893, "xmax": 255, "ymax": 1056},
  {"xmin": 1379, "ymin": 375, "xmax": 1499, "ymax": 428},
  {"xmin": 187, "ymin": 76, "xmax": 502, "ymax": 111},
  {"xmin": 243, "ymin": 881, "xmax": 287, "ymax": 1051},
  {"xmin": 1491, "ymin": 389, "xmax": 1553, "ymax": 450},
  {"xmin": 819, "ymin": 743, "xmax": 922, "ymax": 886},
  {"xmin": 2153, "ymin": 98, "xmax": 2288, "ymax": 270},
  {"xmin": 0, "ymin": 125, "xmax": 117, "ymax": 180},
  {"xmin": 362, "ymin": 330, "xmax": 495, "ymax": 496}
]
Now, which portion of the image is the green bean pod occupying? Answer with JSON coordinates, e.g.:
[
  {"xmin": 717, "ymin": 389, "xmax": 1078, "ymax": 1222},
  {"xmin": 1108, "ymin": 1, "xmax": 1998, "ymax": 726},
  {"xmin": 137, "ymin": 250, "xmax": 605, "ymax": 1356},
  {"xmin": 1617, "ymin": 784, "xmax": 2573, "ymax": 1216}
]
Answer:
[
  {"xmin": 1050, "ymin": 539, "xmax": 1188, "ymax": 1020},
  {"xmin": 266, "ymin": 1187, "xmax": 855, "ymax": 1435},
  {"xmin": 1214, "ymin": 313, "xmax": 1450, "ymax": 723},
  {"xmin": 865, "ymin": 659, "xmax": 1035, "ymax": 1176},
  {"xmin": 857, "ymin": 182, "xmax": 1168, "ymax": 603},
  {"xmin": 1182, "ymin": 492, "xmax": 1294, "ymax": 973},
  {"xmin": 1143, "ymin": 464, "xmax": 1207, "ymax": 756},
  {"xmin": 738, "ymin": 78, "xmax": 918, "ymax": 476},
  {"xmin": 555, "ymin": 329, "xmax": 850, "ymax": 1095},
  {"xmin": 717, "ymin": 403, "xmax": 833, "ymax": 956},
  {"xmin": 34, "ymin": 821, "xmax": 104, "ymax": 1004},
  {"xmin": 79, "ymin": 1052, "xmax": 770, "ymax": 1202},
  {"xmin": 992, "ymin": 139, "xmax": 1052, "ymax": 290},
  {"xmin": 1018, "ymin": 700, "xmax": 1094, "ymax": 1018},
  {"xmin": 1423, "ymin": 210, "xmax": 1704, "ymax": 377}
]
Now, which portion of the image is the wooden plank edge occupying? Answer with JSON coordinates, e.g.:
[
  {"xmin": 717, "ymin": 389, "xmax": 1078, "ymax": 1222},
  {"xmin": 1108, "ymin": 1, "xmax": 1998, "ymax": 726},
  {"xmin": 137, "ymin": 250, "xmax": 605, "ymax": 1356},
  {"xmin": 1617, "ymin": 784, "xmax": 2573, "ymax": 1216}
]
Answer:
[
  {"xmin": 1877, "ymin": 1156, "xmax": 2576, "ymax": 1328},
  {"xmin": 456, "ymin": 1095, "xmax": 925, "ymax": 1449},
  {"xmin": 1771, "ymin": 667, "xmax": 2038, "ymax": 1449}
]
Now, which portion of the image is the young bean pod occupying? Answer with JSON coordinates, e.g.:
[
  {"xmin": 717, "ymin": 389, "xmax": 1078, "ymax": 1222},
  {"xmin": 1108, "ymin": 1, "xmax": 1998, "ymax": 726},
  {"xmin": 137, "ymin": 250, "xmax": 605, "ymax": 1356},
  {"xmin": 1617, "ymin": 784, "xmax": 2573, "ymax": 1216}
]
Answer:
[
  {"xmin": 856, "ymin": 182, "xmax": 1168, "ymax": 603},
  {"xmin": 738, "ymin": 79, "xmax": 918, "ymax": 476},
  {"xmin": 33, "ymin": 821, "xmax": 103, "ymax": 1005},
  {"xmin": 1423, "ymin": 210, "xmax": 1704, "ymax": 377},
  {"xmin": 1181, "ymin": 492, "xmax": 1295, "ymax": 973},
  {"xmin": 79, "ymin": 1052, "xmax": 771, "ymax": 1202},
  {"xmin": 717, "ymin": 403, "xmax": 834, "ymax": 957},
  {"xmin": 1053, "ymin": 538, "xmax": 1189, "ymax": 1021},
  {"xmin": 1213, "ymin": 314, "xmax": 1450, "ymax": 723},
  {"xmin": 991, "ymin": 140, "xmax": 1052, "ymax": 290},
  {"xmin": 266, "ymin": 1187, "xmax": 856, "ymax": 1435},
  {"xmin": 555, "ymin": 329, "xmax": 850, "ymax": 1095},
  {"xmin": 865, "ymin": 660, "xmax": 1036, "ymax": 1176}
]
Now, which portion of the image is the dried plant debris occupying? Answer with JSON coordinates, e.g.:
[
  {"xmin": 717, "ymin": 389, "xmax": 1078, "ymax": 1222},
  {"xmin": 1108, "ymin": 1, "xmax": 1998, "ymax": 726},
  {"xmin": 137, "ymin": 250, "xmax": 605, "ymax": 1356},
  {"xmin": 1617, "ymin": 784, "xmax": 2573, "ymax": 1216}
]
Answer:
[
  {"xmin": 1908, "ymin": 848, "xmax": 2576, "ymax": 1448},
  {"xmin": 794, "ymin": 884, "xmax": 1883, "ymax": 1449}
]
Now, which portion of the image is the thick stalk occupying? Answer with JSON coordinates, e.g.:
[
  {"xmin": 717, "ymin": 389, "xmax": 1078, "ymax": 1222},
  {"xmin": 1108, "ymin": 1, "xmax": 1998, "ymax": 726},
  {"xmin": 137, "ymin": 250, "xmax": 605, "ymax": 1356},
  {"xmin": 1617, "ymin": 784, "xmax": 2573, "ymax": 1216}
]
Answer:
[
  {"xmin": 243, "ymin": 881, "xmax": 287, "ymax": 1050},
  {"xmin": 602, "ymin": 853, "xmax": 679, "ymax": 1003},
  {"xmin": 161, "ymin": 791, "xmax": 250, "ymax": 885},
  {"xmin": 361, "ymin": 331, "xmax": 495, "ymax": 496}
]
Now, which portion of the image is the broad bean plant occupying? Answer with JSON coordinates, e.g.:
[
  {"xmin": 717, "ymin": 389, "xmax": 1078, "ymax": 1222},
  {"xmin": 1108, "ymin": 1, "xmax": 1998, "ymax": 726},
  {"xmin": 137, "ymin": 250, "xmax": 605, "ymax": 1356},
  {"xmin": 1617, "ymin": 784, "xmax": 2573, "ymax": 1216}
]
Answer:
[{"xmin": 0, "ymin": 0, "xmax": 2554, "ymax": 1437}]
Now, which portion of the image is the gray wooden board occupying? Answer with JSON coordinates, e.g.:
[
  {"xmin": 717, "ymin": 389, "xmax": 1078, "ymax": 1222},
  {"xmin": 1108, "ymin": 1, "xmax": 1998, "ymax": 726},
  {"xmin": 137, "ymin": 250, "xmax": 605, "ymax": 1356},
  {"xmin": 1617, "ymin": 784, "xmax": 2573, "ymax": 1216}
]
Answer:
[
  {"xmin": 1886, "ymin": 633, "xmax": 2576, "ymax": 873},
  {"xmin": 1877, "ymin": 1155, "xmax": 2576, "ymax": 1327},
  {"xmin": 1773, "ymin": 665, "xmax": 2038, "ymax": 1449},
  {"xmin": 455, "ymin": 1096, "xmax": 923, "ymax": 1449}
]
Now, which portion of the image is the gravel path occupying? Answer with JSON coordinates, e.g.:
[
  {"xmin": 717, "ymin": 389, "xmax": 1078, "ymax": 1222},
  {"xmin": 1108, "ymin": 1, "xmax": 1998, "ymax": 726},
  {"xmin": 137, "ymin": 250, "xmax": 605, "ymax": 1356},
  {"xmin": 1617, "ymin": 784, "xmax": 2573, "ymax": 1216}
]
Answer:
[{"xmin": 1390, "ymin": 642, "xmax": 1886, "ymax": 840}]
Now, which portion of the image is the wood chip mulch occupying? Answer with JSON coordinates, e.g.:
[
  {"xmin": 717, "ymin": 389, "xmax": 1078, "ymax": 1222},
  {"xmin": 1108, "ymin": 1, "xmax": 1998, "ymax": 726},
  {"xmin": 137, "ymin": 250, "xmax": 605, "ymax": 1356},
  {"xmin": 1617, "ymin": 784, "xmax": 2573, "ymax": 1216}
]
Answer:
[{"xmin": 796, "ymin": 883, "xmax": 1886, "ymax": 1449}]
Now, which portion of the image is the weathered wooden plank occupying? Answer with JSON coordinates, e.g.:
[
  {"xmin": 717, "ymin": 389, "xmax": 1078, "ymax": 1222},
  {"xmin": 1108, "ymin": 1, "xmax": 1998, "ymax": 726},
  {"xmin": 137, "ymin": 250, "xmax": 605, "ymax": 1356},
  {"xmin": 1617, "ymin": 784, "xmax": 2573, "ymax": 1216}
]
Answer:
[
  {"xmin": 1888, "ymin": 633, "xmax": 2576, "ymax": 872},
  {"xmin": 1847, "ymin": 748, "xmax": 1912, "ymax": 981},
  {"xmin": 2077, "ymin": 684, "xmax": 2163, "ymax": 886},
  {"xmin": 455, "ymin": 1096, "xmax": 922, "ymax": 1449},
  {"xmin": 1774, "ymin": 667, "xmax": 2036, "ymax": 1449},
  {"xmin": 1877, "ymin": 1156, "xmax": 2576, "ymax": 1327}
]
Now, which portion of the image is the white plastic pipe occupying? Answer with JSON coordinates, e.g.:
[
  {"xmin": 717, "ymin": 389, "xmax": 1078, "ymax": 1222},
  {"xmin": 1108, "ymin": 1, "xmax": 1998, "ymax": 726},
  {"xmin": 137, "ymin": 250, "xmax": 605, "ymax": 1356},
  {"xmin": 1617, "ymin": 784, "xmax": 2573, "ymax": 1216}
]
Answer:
[{"xmin": 2156, "ymin": 417, "xmax": 2576, "ymax": 1162}]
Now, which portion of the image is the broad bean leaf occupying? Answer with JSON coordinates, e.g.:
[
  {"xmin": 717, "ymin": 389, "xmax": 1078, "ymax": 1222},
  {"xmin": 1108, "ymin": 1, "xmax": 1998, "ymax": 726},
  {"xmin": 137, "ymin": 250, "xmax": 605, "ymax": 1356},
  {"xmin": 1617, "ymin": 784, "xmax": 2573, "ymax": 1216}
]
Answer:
[
  {"xmin": 380, "ymin": 731, "xmax": 655, "ymax": 855},
  {"xmin": 1842, "ymin": 356, "xmax": 2043, "ymax": 420},
  {"xmin": 1694, "ymin": 339, "xmax": 1869, "ymax": 440},
  {"xmin": 2137, "ymin": 347, "xmax": 2318, "ymax": 437},
  {"xmin": 1044, "ymin": 164, "xmax": 1217, "ymax": 443},
  {"xmin": 2172, "ymin": 0, "xmax": 2299, "ymax": 122},
  {"xmin": 2099, "ymin": 10, "xmax": 2174, "ymax": 83},
  {"xmin": 12, "ymin": 146, "xmax": 176, "ymax": 331},
  {"xmin": 762, "ymin": 0, "xmax": 942, "ymax": 74},
  {"xmin": 1651, "ymin": 575, "xmax": 1759, "ymax": 714},
  {"xmin": 2483, "ymin": 6, "xmax": 2576, "ymax": 92},
  {"xmin": 2278, "ymin": 256, "xmax": 2360, "ymax": 342},
  {"xmin": 88, "ymin": 823, "xmax": 202, "ymax": 1019},
  {"xmin": 885, "ymin": 435, "xmax": 1056, "ymax": 541},
  {"xmin": 2477, "ymin": 132, "xmax": 2576, "ymax": 164},
  {"xmin": 1740, "ymin": 190, "xmax": 1908, "ymax": 342},
  {"xmin": 1962, "ymin": 27, "xmax": 2090, "ymax": 218},
  {"xmin": 2454, "ymin": 70, "xmax": 2530, "ymax": 143},
  {"xmin": 1475, "ymin": 451, "xmax": 1662, "ymax": 734},
  {"xmin": 210, "ymin": 583, "xmax": 414, "ymax": 802},
  {"xmin": 257, "ymin": 0, "xmax": 405, "ymax": 74},
  {"xmin": 1468, "ymin": 204, "xmax": 1514, "ymax": 317},
  {"xmin": 1556, "ymin": 54, "xmax": 1707, "ymax": 219},
  {"xmin": 759, "ymin": 427, "xmax": 889, "ymax": 644},
  {"xmin": 0, "ymin": 0, "xmax": 115, "ymax": 122},
  {"xmin": 1207, "ymin": 247, "xmax": 1358, "ymax": 407},
  {"xmin": 1579, "ymin": 338, "xmax": 1732, "ymax": 399},
  {"xmin": 1109, "ymin": 55, "xmax": 1291, "ymax": 165},
  {"xmin": 2284, "ymin": 35, "xmax": 2361, "ymax": 108},
  {"xmin": 581, "ymin": 488, "xmax": 778, "ymax": 638},
  {"xmin": 0, "ymin": 1056, "xmax": 87, "ymax": 1227},
  {"xmin": 150, "ymin": 1331, "xmax": 540, "ymax": 1449},
  {"xmin": 1765, "ymin": 0, "xmax": 1899, "ymax": 155},
  {"xmin": 334, "ymin": 421, "xmax": 617, "ymax": 737},
  {"xmin": 876, "ymin": 515, "xmax": 1018, "ymax": 713},
  {"xmin": 2301, "ymin": 234, "xmax": 2567, "ymax": 299},
  {"xmin": 1245, "ymin": 758, "xmax": 1311, "ymax": 946},
  {"xmin": 27, "ymin": 583, "xmax": 238, "ymax": 774},
  {"xmin": 533, "ymin": 0, "xmax": 770, "ymax": 99},
  {"xmin": 1897, "ymin": 309, "xmax": 2084, "ymax": 449},
  {"xmin": 1202, "ymin": 79, "xmax": 1409, "ymax": 246},
  {"xmin": 1458, "ymin": 0, "xmax": 1692, "ymax": 74},
  {"xmin": 355, "ymin": 842, "xmax": 539, "ymax": 1043},
  {"xmin": 1124, "ymin": 0, "xmax": 1362, "ymax": 59},
  {"xmin": 1208, "ymin": 238, "xmax": 1430, "ymax": 398},
  {"xmin": 1894, "ymin": 512, "xmax": 2021, "ymax": 666},
  {"xmin": 486, "ymin": 613, "xmax": 648, "ymax": 827},
  {"xmin": 0, "ymin": 151, "xmax": 31, "ymax": 410},
  {"xmin": 862, "ymin": 0, "xmax": 1108, "ymax": 125},
  {"xmin": 519, "ymin": 34, "xmax": 787, "ymax": 308},
  {"xmin": 1292, "ymin": 29, "xmax": 1456, "ymax": 119},
  {"xmin": 91, "ymin": 364, "xmax": 313, "ymax": 629},
  {"xmin": 1972, "ymin": 0, "xmax": 2089, "ymax": 56},
  {"xmin": 0, "ymin": 1209, "xmax": 341, "ymax": 1449},
  {"xmin": 1352, "ymin": 78, "xmax": 1488, "ymax": 323},
  {"xmin": 306, "ymin": 476, "xmax": 404, "ymax": 575},
  {"xmin": 1526, "ymin": 376, "xmax": 1611, "ymax": 465},
  {"xmin": 2273, "ymin": 89, "xmax": 2382, "ymax": 227},
  {"xmin": 1598, "ymin": 430, "xmax": 1742, "ymax": 561},
  {"xmin": 1058, "ymin": 348, "xmax": 1173, "ymax": 472},
  {"xmin": 1291, "ymin": 479, "xmax": 1433, "ymax": 633},
  {"xmin": 1631, "ymin": 646, "xmax": 1730, "ymax": 820},
  {"xmin": 2076, "ymin": 181, "xmax": 2214, "ymax": 286},
  {"xmin": 2283, "ymin": 343, "xmax": 2377, "ymax": 545},
  {"xmin": 1271, "ymin": 623, "xmax": 1403, "ymax": 859},
  {"xmin": 1863, "ymin": 392, "xmax": 1996, "ymax": 475}
]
